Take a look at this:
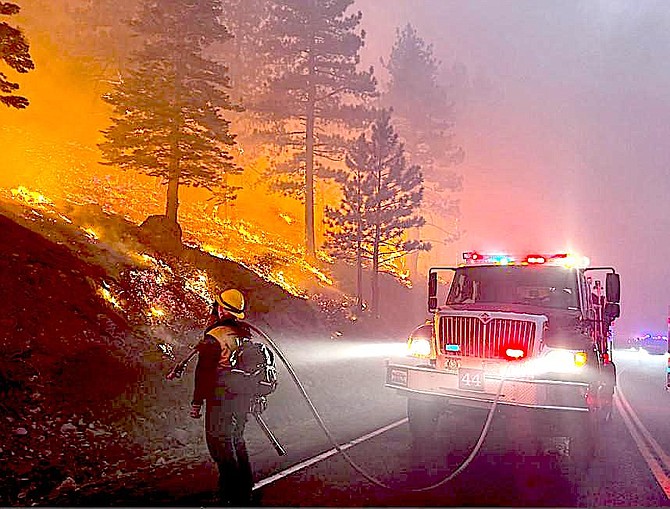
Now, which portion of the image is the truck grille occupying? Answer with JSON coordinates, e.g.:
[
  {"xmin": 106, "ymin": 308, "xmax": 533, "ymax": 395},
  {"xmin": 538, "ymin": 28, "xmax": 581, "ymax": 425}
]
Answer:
[{"xmin": 439, "ymin": 316, "xmax": 537, "ymax": 359}]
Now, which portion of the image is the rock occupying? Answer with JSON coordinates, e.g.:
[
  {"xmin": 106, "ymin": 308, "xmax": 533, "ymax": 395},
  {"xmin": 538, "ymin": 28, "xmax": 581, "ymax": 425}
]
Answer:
[
  {"xmin": 60, "ymin": 477, "xmax": 77, "ymax": 490},
  {"xmin": 138, "ymin": 215, "xmax": 183, "ymax": 252},
  {"xmin": 49, "ymin": 476, "xmax": 77, "ymax": 498},
  {"xmin": 60, "ymin": 423, "xmax": 77, "ymax": 433}
]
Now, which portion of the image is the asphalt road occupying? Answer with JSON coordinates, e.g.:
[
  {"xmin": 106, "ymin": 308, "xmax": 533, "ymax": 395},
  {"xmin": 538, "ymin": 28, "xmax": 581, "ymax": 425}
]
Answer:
[
  {"xmin": 59, "ymin": 344, "xmax": 670, "ymax": 507},
  {"xmin": 255, "ymin": 347, "xmax": 670, "ymax": 507}
]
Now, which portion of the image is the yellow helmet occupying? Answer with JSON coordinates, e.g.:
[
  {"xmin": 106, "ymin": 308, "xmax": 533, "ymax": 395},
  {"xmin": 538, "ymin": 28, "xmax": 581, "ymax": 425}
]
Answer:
[{"xmin": 215, "ymin": 288, "xmax": 246, "ymax": 320}]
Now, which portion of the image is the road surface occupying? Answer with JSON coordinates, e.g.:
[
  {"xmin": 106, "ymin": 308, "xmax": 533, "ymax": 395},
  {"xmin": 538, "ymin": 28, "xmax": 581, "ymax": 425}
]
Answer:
[{"xmin": 57, "ymin": 344, "xmax": 670, "ymax": 507}]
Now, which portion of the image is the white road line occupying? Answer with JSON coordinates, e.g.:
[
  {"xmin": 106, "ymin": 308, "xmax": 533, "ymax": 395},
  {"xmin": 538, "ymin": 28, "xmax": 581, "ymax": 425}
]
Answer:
[
  {"xmin": 617, "ymin": 390, "xmax": 670, "ymax": 469},
  {"xmin": 253, "ymin": 418, "xmax": 408, "ymax": 491},
  {"xmin": 615, "ymin": 390, "xmax": 670, "ymax": 498}
]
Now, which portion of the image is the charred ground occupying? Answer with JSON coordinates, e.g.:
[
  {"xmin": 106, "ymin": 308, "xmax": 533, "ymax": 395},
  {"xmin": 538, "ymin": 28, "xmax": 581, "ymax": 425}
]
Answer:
[{"xmin": 0, "ymin": 202, "xmax": 423, "ymax": 506}]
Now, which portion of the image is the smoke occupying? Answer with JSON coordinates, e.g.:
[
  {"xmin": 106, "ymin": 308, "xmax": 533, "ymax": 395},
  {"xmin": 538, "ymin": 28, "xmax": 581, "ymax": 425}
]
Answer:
[
  {"xmin": 3, "ymin": 1, "xmax": 668, "ymax": 337},
  {"xmin": 357, "ymin": 0, "xmax": 670, "ymax": 337}
]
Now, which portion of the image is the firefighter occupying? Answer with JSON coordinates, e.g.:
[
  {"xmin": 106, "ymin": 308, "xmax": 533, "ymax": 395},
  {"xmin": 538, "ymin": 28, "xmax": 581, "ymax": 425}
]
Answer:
[{"xmin": 190, "ymin": 288, "xmax": 256, "ymax": 507}]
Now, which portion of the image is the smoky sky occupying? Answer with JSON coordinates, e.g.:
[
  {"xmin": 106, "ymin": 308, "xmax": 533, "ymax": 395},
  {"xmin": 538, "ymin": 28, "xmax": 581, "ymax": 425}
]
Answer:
[{"xmin": 357, "ymin": 0, "xmax": 670, "ymax": 338}]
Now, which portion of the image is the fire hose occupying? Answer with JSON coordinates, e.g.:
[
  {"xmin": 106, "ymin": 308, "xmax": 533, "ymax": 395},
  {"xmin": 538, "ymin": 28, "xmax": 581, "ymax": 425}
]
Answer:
[
  {"xmin": 167, "ymin": 324, "xmax": 507, "ymax": 492},
  {"xmin": 245, "ymin": 323, "xmax": 508, "ymax": 492}
]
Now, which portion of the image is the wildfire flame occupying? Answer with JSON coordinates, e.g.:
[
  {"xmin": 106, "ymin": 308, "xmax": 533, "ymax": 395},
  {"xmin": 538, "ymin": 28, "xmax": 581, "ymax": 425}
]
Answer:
[
  {"xmin": 148, "ymin": 306, "xmax": 166, "ymax": 318},
  {"xmin": 97, "ymin": 286, "xmax": 122, "ymax": 310},
  {"xmin": 1, "ymin": 27, "xmax": 418, "ymax": 313},
  {"xmin": 4, "ymin": 171, "xmax": 406, "ymax": 305},
  {"xmin": 81, "ymin": 226, "xmax": 99, "ymax": 241},
  {"xmin": 11, "ymin": 186, "xmax": 52, "ymax": 207}
]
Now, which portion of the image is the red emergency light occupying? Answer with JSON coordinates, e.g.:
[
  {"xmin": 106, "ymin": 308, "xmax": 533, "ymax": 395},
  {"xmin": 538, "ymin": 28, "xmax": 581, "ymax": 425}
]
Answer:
[
  {"xmin": 462, "ymin": 251, "xmax": 588, "ymax": 268},
  {"xmin": 504, "ymin": 347, "xmax": 526, "ymax": 360}
]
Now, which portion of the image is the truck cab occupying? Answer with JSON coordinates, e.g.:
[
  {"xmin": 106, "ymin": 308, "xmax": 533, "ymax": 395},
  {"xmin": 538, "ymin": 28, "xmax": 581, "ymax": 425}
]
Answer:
[{"xmin": 386, "ymin": 252, "xmax": 621, "ymax": 463}]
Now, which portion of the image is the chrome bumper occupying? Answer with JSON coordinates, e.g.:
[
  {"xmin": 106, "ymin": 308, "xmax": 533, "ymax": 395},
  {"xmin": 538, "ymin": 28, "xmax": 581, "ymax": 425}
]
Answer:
[{"xmin": 385, "ymin": 361, "xmax": 589, "ymax": 412}]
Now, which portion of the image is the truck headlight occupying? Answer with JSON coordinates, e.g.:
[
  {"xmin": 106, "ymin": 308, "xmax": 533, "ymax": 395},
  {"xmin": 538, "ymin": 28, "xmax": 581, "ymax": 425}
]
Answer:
[
  {"xmin": 539, "ymin": 348, "xmax": 588, "ymax": 373},
  {"xmin": 406, "ymin": 322, "xmax": 435, "ymax": 359},
  {"xmin": 408, "ymin": 337, "xmax": 432, "ymax": 357}
]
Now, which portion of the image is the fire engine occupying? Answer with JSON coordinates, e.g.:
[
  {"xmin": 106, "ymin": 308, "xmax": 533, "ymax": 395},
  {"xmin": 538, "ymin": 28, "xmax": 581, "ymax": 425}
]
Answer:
[{"xmin": 386, "ymin": 251, "xmax": 621, "ymax": 464}]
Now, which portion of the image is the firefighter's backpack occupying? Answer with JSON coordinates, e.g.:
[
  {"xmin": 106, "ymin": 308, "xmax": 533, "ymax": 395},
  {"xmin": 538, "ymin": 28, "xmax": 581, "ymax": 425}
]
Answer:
[{"xmin": 230, "ymin": 340, "xmax": 278, "ymax": 397}]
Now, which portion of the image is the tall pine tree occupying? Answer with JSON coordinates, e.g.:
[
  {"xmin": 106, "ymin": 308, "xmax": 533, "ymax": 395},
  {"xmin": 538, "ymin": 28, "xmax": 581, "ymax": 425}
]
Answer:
[
  {"xmin": 217, "ymin": 0, "xmax": 273, "ymax": 101},
  {"xmin": 99, "ymin": 0, "xmax": 242, "ymax": 225},
  {"xmin": 325, "ymin": 110, "xmax": 430, "ymax": 315},
  {"xmin": 257, "ymin": 0, "xmax": 377, "ymax": 259},
  {"xmin": 0, "ymin": 2, "xmax": 34, "ymax": 108},
  {"xmin": 384, "ymin": 24, "xmax": 463, "ymax": 276}
]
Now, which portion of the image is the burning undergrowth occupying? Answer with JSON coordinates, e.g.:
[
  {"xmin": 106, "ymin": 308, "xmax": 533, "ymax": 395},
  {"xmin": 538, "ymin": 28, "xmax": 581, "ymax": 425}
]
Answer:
[
  {"xmin": 0, "ymin": 182, "xmax": 421, "ymax": 506},
  {"xmin": 0, "ymin": 194, "xmax": 335, "ymax": 506}
]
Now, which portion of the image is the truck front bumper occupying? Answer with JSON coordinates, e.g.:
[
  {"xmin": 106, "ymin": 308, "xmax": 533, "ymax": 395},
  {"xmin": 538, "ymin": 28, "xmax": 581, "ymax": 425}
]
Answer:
[{"xmin": 386, "ymin": 361, "xmax": 589, "ymax": 412}]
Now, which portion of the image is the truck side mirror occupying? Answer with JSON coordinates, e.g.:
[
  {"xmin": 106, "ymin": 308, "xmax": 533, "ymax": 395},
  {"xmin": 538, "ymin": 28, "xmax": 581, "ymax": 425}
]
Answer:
[
  {"xmin": 604, "ymin": 302, "xmax": 620, "ymax": 324},
  {"xmin": 606, "ymin": 273, "xmax": 621, "ymax": 303},
  {"xmin": 428, "ymin": 272, "xmax": 438, "ymax": 312}
]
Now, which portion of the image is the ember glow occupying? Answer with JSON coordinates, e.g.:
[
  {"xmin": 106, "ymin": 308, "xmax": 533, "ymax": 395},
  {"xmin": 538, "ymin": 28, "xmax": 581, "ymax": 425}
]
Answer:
[
  {"xmin": 81, "ymin": 226, "xmax": 99, "ymax": 241},
  {"xmin": 184, "ymin": 271, "xmax": 214, "ymax": 306},
  {"xmin": 11, "ymin": 186, "xmax": 52, "ymax": 207},
  {"xmin": 147, "ymin": 306, "xmax": 166, "ymax": 319},
  {"xmin": 97, "ymin": 286, "xmax": 122, "ymax": 310}
]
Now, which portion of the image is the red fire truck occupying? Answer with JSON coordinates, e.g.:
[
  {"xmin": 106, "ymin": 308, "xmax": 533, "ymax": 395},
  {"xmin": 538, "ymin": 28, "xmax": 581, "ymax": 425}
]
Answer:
[{"xmin": 386, "ymin": 252, "xmax": 620, "ymax": 464}]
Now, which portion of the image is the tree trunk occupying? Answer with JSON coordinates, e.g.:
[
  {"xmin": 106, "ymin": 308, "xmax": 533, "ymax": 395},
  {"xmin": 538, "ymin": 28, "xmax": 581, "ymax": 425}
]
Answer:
[
  {"xmin": 408, "ymin": 225, "xmax": 421, "ymax": 285},
  {"xmin": 356, "ymin": 214, "xmax": 363, "ymax": 312},
  {"xmin": 167, "ymin": 52, "xmax": 183, "ymax": 226},
  {"xmin": 371, "ymin": 225, "xmax": 381, "ymax": 318},
  {"xmin": 165, "ymin": 168, "xmax": 180, "ymax": 224},
  {"xmin": 305, "ymin": 41, "xmax": 316, "ymax": 260}
]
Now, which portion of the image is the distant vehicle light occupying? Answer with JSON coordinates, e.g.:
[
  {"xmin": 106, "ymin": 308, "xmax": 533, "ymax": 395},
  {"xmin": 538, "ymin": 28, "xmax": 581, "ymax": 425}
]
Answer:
[{"xmin": 526, "ymin": 255, "xmax": 546, "ymax": 264}]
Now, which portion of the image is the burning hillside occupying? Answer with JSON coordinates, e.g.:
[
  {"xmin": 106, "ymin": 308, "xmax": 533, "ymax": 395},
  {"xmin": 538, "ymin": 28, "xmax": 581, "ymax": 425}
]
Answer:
[{"xmin": 0, "ymin": 188, "xmax": 422, "ymax": 506}]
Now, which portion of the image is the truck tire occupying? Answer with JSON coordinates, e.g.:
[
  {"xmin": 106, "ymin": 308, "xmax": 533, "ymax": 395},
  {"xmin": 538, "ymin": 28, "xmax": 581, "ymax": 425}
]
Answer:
[{"xmin": 407, "ymin": 397, "xmax": 440, "ymax": 445}]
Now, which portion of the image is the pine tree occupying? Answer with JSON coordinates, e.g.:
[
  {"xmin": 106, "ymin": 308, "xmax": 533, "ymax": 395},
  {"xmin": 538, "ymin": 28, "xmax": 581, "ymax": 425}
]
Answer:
[
  {"xmin": 69, "ymin": 0, "xmax": 140, "ymax": 73},
  {"xmin": 325, "ymin": 110, "xmax": 430, "ymax": 315},
  {"xmin": 384, "ymin": 24, "xmax": 464, "ymax": 275},
  {"xmin": 218, "ymin": 0, "xmax": 273, "ymax": 101},
  {"xmin": 99, "ymin": 0, "xmax": 242, "ymax": 225},
  {"xmin": 257, "ymin": 0, "xmax": 377, "ymax": 259},
  {"xmin": 0, "ymin": 2, "xmax": 34, "ymax": 108}
]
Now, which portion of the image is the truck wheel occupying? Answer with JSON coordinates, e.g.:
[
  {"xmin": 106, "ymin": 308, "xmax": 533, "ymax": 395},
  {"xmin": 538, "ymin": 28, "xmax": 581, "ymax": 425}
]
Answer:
[{"xmin": 407, "ymin": 397, "xmax": 440, "ymax": 445}]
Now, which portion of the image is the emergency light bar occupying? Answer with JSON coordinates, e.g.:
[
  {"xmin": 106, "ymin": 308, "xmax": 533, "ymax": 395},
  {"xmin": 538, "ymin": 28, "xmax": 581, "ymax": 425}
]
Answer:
[{"xmin": 462, "ymin": 252, "xmax": 590, "ymax": 268}]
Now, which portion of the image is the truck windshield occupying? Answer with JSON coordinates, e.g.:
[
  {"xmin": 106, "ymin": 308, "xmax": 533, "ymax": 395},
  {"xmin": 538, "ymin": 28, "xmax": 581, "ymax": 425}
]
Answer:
[{"xmin": 446, "ymin": 265, "xmax": 579, "ymax": 310}]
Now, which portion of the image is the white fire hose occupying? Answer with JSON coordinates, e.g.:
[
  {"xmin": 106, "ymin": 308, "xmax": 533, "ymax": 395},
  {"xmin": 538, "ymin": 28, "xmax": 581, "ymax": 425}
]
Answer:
[{"xmin": 248, "ymin": 322, "xmax": 508, "ymax": 492}]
